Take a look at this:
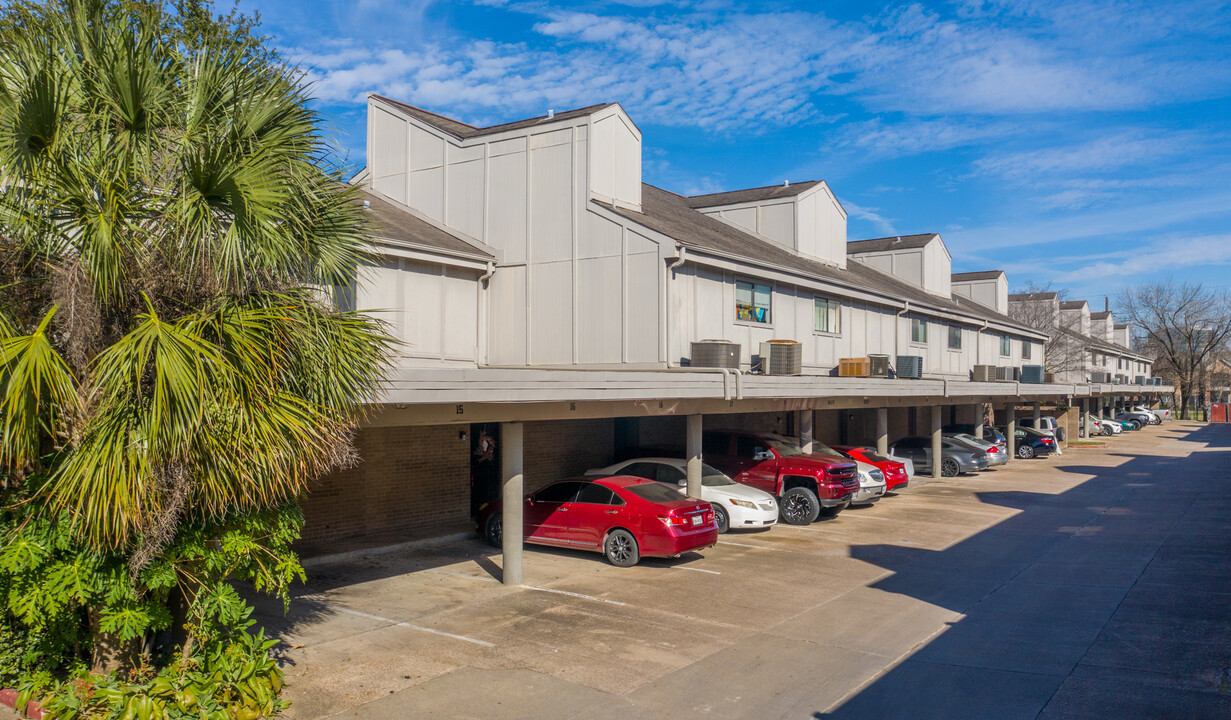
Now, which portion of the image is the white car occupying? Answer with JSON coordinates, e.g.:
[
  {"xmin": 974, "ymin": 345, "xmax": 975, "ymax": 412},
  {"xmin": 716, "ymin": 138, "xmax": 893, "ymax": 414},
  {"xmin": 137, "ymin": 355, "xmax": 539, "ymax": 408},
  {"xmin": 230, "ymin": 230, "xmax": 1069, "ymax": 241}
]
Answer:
[
  {"xmin": 1131, "ymin": 406, "xmax": 1165, "ymax": 424},
  {"xmin": 849, "ymin": 459, "xmax": 888, "ymax": 505},
  {"xmin": 886, "ymin": 451, "xmax": 916, "ymax": 484},
  {"xmin": 585, "ymin": 458, "xmax": 778, "ymax": 533},
  {"xmin": 1090, "ymin": 417, "xmax": 1122, "ymax": 436}
]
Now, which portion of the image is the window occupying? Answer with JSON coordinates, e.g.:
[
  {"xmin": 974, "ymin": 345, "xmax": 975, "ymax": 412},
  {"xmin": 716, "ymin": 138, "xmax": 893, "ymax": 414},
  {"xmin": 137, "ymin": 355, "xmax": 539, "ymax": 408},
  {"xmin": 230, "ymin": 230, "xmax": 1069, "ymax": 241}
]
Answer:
[
  {"xmin": 576, "ymin": 483, "xmax": 617, "ymax": 505},
  {"xmin": 999, "ymin": 335, "xmax": 1011, "ymax": 357},
  {"xmin": 736, "ymin": 280, "xmax": 771, "ymax": 323},
  {"xmin": 736, "ymin": 436, "xmax": 768, "ymax": 458},
  {"xmin": 655, "ymin": 465, "xmax": 686, "ymax": 484},
  {"xmin": 702, "ymin": 434, "xmax": 729, "ymax": 456},
  {"xmin": 948, "ymin": 325, "xmax": 962, "ymax": 350},
  {"xmin": 911, "ymin": 318, "xmax": 928, "ymax": 344},
  {"xmin": 618, "ymin": 462, "xmax": 660, "ymax": 481},
  {"xmin": 814, "ymin": 296, "xmax": 840, "ymax": 334},
  {"xmin": 533, "ymin": 481, "xmax": 583, "ymax": 504},
  {"xmin": 1022, "ymin": 341, "xmax": 1032, "ymax": 360},
  {"xmin": 625, "ymin": 482, "xmax": 692, "ymax": 504}
]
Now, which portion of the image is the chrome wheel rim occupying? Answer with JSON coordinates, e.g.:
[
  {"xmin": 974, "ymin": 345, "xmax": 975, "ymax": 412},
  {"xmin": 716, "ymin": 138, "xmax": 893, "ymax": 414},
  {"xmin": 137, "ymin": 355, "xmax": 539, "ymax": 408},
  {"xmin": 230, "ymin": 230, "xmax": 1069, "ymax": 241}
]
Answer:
[
  {"xmin": 609, "ymin": 534, "xmax": 633, "ymax": 563},
  {"xmin": 942, "ymin": 459, "xmax": 958, "ymax": 476},
  {"xmin": 1018, "ymin": 446, "xmax": 1032, "ymax": 458},
  {"xmin": 783, "ymin": 494, "xmax": 809, "ymax": 523}
]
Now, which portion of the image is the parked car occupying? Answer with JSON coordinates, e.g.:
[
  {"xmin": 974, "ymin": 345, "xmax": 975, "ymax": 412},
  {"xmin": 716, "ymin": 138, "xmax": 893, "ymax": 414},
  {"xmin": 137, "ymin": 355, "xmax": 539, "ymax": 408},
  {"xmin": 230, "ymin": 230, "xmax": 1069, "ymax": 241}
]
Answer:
[
  {"xmin": 1139, "ymin": 406, "xmax": 1171, "ymax": 422},
  {"xmin": 998, "ymin": 426, "xmax": 1057, "ymax": 458},
  {"xmin": 585, "ymin": 458, "xmax": 778, "ymax": 533},
  {"xmin": 1115, "ymin": 410, "xmax": 1152, "ymax": 430},
  {"xmin": 1087, "ymin": 417, "xmax": 1121, "ymax": 436},
  {"xmin": 943, "ymin": 424, "xmax": 1007, "ymax": 448},
  {"xmin": 1131, "ymin": 406, "xmax": 1164, "ymax": 424},
  {"xmin": 831, "ymin": 445, "xmax": 910, "ymax": 492},
  {"xmin": 888, "ymin": 436, "xmax": 989, "ymax": 477},
  {"xmin": 476, "ymin": 476, "xmax": 717, "ymax": 567},
  {"xmin": 796, "ymin": 440, "xmax": 887, "ymax": 505},
  {"xmin": 945, "ymin": 433, "xmax": 1008, "ymax": 467},
  {"xmin": 1018, "ymin": 416, "xmax": 1065, "ymax": 442},
  {"xmin": 702, "ymin": 430, "xmax": 859, "ymax": 525}
]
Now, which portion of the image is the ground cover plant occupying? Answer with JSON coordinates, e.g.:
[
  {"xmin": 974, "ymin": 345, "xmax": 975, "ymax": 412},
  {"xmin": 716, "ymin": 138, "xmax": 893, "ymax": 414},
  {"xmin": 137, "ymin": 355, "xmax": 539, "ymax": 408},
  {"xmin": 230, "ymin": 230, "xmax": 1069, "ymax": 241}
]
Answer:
[{"xmin": 0, "ymin": 0, "xmax": 389, "ymax": 715}]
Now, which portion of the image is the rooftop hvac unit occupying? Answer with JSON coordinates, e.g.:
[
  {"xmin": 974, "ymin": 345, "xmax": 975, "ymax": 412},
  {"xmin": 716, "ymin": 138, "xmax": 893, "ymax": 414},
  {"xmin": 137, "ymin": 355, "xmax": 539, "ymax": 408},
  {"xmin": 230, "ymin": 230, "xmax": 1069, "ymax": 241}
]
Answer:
[
  {"xmin": 690, "ymin": 340, "xmax": 740, "ymax": 369},
  {"xmin": 760, "ymin": 340, "xmax": 802, "ymax": 376},
  {"xmin": 869, "ymin": 354, "xmax": 891, "ymax": 378},
  {"xmin": 1044, "ymin": 372, "xmax": 1056, "ymax": 384},
  {"xmin": 1113, "ymin": 374, "xmax": 1126, "ymax": 384},
  {"xmin": 896, "ymin": 355, "xmax": 923, "ymax": 379},
  {"xmin": 1134, "ymin": 375, "xmax": 1146, "ymax": 385},
  {"xmin": 839, "ymin": 357, "xmax": 870, "ymax": 377},
  {"xmin": 973, "ymin": 364, "xmax": 996, "ymax": 383},
  {"xmin": 1021, "ymin": 365, "xmax": 1045, "ymax": 384},
  {"xmin": 1150, "ymin": 377, "xmax": 1162, "ymax": 386},
  {"xmin": 995, "ymin": 366, "xmax": 1020, "ymax": 382},
  {"xmin": 1091, "ymin": 371, "xmax": 1111, "ymax": 384}
]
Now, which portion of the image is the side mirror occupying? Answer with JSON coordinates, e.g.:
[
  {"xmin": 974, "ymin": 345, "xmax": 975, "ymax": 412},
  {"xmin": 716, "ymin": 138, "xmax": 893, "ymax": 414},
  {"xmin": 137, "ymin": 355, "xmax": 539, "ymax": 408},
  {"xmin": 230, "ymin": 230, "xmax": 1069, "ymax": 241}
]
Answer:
[{"xmin": 754, "ymin": 450, "xmax": 774, "ymax": 461}]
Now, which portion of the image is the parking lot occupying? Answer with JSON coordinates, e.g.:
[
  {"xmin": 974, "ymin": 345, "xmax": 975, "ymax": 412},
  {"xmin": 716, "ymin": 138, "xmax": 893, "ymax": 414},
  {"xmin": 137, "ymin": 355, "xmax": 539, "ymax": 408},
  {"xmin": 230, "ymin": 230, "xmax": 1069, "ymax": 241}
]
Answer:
[{"xmin": 251, "ymin": 421, "xmax": 1231, "ymax": 719}]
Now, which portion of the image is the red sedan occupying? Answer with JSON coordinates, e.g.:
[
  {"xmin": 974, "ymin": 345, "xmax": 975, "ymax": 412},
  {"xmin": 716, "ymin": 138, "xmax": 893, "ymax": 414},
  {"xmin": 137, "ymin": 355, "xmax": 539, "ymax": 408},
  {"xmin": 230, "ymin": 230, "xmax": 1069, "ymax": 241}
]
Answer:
[
  {"xmin": 831, "ymin": 445, "xmax": 910, "ymax": 492},
  {"xmin": 477, "ymin": 476, "xmax": 718, "ymax": 567}
]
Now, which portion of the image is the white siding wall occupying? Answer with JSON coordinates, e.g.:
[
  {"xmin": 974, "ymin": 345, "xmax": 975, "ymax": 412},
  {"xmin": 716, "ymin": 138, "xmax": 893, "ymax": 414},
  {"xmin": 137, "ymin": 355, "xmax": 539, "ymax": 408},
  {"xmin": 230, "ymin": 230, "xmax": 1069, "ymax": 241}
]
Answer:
[
  {"xmin": 356, "ymin": 258, "xmax": 481, "ymax": 365},
  {"xmin": 922, "ymin": 240, "xmax": 952, "ymax": 298},
  {"xmin": 591, "ymin": 111, "xmax": 642, "ymax": 209},
  {"xmin": 951, "ymin": 276, "xmax": 1007, "ymax": 313},
  {"xmin": 697, "ymin": 184, "xmax": 847, "ymax": 268}
]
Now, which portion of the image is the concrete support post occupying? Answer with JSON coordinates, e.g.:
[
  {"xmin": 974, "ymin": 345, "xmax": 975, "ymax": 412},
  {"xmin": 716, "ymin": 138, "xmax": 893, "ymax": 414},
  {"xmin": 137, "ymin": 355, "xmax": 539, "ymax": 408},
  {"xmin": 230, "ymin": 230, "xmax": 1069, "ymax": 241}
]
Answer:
[
  {"xmin": 876, "ymin": 408, "xmax": 889, "ymax": 455},
  {"xmin": 1033, "ymin": 401, "xmax": 1042, "ymax": 422},
  {"xmin": 501, "ymin": 422, "xmax": 524, "ymax": 586},
  {"xmin": 686, "ymin": 414, "xmax": 703, "ymax": 500},
  {"xmin": 1006, "ymin": 403, "xmax": 1016, "ymax": 460},
  {"xmin": 973, "ymin": 403, "xmax": 984, "ymax": 440},
  {"xmin": 931, "ymin": 405, "xmax": 943, "ymax": 479},
  {"xmin": 1081, "ymin": 398, "xmax": 1090, "ymax": 438},
  {"xmin": 798, "ymin": 410, "xmax": 814, "ymax": 455}
]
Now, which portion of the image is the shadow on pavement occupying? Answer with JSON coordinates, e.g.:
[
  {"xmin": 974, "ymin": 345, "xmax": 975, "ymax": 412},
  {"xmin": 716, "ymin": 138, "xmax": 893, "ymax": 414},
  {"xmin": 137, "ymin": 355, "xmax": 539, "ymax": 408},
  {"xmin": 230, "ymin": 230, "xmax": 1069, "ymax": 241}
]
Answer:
[{"xmin": 816, "ymin": 422, "xmax": 1231, "ymax": 719}]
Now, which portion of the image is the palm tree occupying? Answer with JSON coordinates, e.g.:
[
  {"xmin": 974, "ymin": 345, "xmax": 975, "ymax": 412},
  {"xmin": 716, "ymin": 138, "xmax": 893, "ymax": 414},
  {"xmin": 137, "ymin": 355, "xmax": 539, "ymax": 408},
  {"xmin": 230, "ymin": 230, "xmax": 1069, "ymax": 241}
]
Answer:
[{"xmin": 0, "ymin": 0, "xmax": 389, "ymax": 552}]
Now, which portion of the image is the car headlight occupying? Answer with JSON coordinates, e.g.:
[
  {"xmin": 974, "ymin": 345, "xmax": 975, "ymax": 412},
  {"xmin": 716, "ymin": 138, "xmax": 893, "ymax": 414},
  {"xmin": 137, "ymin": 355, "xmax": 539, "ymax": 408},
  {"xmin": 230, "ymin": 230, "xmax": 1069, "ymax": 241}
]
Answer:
[{"xmin": 729, "ymin": 498, "xmax": 757, "ymax": 509}]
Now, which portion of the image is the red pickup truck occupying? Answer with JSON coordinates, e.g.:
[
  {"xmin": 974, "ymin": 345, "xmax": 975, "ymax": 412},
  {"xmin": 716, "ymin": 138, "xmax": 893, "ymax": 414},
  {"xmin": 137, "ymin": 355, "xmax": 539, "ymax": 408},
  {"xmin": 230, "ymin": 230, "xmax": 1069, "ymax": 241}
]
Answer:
[{"xmin": 701, "ymin": 430, "xmax": 859, "ymax": 524}]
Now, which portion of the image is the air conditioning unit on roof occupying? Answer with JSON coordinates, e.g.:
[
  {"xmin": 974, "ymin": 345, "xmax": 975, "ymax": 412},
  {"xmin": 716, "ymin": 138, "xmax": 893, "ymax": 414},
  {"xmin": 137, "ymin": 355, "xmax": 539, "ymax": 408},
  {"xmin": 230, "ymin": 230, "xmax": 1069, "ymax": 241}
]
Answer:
[
  {"xmin": 896, "ymin": 355, "xmax": 923, "ymax": 379},
  {"xmin": 1134, "ymin": 375, "xmax": 1146, "ymax": 385},
  {"xmin": 760, "ymin": 340, "xmax": 802, "ymax": 375},
  {"xmin": 868, "ymin": 354, "xmax": 891, "ymax": 378},
  {"xmin": 994, "ymin": 366, "xmax": 1020, "ymax": 382},
  {"xmin": 839, "ymin": 357, "xmax": 871, "ymax": 377},
  {"xmin": 1021, "ymin": 365, "xmax": 1045, "ymax": 384},
  {"xmin": 690, "ymin": 340, "xmax": 740, "ymax": 369},
  {"xmin": 973, "ymin": 364, "xmax": 996, "ymax": 383}
]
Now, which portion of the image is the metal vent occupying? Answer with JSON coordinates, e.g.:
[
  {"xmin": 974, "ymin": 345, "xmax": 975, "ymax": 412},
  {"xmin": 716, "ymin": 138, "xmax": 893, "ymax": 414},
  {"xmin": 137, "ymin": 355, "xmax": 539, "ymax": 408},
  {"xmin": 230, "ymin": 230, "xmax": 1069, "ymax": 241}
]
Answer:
[
  {"xmin": 690, "ymin": 340, "xmax": 740, "ymax": 369},
  {"xmin": 760, "ymin": 340, "xmax": 802, "ymax": 375},
  {"xmin": 896, "ymin": 355, "xmax": 923, "ymax": 379},
  {"xmin": 995, "ymin": 366, "xmax": 1020, "ymax": 382},
  {"xmin": 973, "ymin": 364, "xmax": 995, "ymax": 383},
  {"xmin": 1021, "ymin": 365, "xmax": 1045, "ymax": 384}
]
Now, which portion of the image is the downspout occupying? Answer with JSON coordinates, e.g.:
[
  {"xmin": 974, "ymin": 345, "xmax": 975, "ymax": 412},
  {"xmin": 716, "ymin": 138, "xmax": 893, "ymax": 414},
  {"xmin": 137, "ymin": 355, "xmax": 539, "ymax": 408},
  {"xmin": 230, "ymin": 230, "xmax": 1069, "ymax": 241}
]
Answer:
[
  {"xmin": 977, "ymin": 320, "xmax": 989, "ymax": 365},
  {"xmin": 664, "ymin": 246, "xmax": 688, "ymax": 369},
  {"xmin": 477, "ymin": 262, "xmax": 496, "ymax": 365},
  {"xmin": 894, "ymin": 300, "xmax": 911, "ymax": 362}
]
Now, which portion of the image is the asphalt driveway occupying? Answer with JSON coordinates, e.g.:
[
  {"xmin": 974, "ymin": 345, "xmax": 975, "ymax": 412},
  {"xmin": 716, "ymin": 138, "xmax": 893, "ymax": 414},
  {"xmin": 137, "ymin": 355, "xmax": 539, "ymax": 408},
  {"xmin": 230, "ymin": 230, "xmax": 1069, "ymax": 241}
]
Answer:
[{"xmin": 250, "ymin": 421, "xmax": 1231, "ymax": 719}]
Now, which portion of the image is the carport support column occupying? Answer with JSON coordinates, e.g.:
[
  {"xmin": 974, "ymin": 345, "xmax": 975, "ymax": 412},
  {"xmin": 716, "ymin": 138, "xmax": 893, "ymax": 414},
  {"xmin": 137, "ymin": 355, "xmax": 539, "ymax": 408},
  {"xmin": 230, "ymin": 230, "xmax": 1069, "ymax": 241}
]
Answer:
[
  {"xmin": 876, "ymin": 408, "xmax": 888, "ymax": 455},
  {"xmin": 1081, "ymin": 398, "xmax": 1090, "ymax": 437},
  {"xmin": 501, "ymin": 422, "xmax": 524, "ymax": 586},
  {"xmin": 798, "ymin": 410, "xmax": 814, "ymax": 454},
  {"xmin": 973, "ymin": 403, "xmax": 984, "ymax": 439},
  {"xmin": 930, "ymin": 405, "xmax": 942, "ymax": 479},
  {"xmin": 686, "ymin": 414, "xmax": 703, "ymax": 499},
  {"xmin": 1006, "ymin": 403, "xmax": 1016, "ymax": 460},
  {"xmin": 1033, "ymin": 401, "xmax": 1042, "ymax": 422}
]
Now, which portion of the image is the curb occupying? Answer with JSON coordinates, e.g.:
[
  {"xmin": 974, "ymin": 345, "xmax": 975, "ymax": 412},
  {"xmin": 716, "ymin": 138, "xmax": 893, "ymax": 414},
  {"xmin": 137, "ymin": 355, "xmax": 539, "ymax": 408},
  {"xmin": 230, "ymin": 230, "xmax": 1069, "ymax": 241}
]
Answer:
[{"xmin": 0, "ymin": 689, "xmax": 44, "ymax": 720}]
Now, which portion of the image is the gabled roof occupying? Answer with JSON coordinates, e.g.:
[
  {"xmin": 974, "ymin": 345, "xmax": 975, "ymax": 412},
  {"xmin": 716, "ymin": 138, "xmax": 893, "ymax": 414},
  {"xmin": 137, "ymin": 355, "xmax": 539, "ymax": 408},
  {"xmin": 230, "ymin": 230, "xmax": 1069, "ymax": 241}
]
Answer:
[
  {"xmin": 685, "ymin": 181, "xmax": 823, "ymax": 208},
  {"xmin": 1056, "ymin": 325, "xmax": 1148, "ymax": 361},
  {"xmin": 359, "ymin": 189, "xmax": 494, "ymax": 260},
  {"xmin": 847, "ymin": 234, "xmax": 938, "ymax": 253},
  {"xmin": 370, "ymin": 95, "xmax": 616, "ymax": 140},
  {"xmin": 1009, "ymin": 291, "xmax": 1058, "ymax": 301},
  {"xmin": 1059, "ymin": 300, "xmax": 1089, "ymax": 310},
  {"xmin": 596, "ymin": 184, "xmax": 1045, "ymax": 340},
  {"xmin": 1114, "ymin": 323, "xmax": 1129, "ymax": 329},
  {"xmin": 951, "ymin": 270, "xmax": 1005, "ymax": 281},
  {"xmin": 1090, "ymin": 311, "xmax": 1112, "ymax": 319}
]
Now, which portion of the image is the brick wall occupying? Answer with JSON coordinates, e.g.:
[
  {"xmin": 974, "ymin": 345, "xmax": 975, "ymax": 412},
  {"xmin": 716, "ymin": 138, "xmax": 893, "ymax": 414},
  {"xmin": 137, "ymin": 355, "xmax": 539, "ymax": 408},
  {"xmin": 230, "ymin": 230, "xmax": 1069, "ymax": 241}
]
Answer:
[
  {"xmin": 299, "ymin": 424, "xmax": 470, "ymax": 549},
  {"xmin": 523, "ymin": 419, "xmax": 616, "ymax": 493}
]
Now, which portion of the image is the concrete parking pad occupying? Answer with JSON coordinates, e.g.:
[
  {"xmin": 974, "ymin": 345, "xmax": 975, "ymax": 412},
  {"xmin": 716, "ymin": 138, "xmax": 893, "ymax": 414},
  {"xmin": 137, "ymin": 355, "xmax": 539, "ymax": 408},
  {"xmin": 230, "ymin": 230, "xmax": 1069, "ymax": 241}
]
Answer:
[{"xmin": 253, "ymin": 422, "xmax": 1231, "ymax": 719}]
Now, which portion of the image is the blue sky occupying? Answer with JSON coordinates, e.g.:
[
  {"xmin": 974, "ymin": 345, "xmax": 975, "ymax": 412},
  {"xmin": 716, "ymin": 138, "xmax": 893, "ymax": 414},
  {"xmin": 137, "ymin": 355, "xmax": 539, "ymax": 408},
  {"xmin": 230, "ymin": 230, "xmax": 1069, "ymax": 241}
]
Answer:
[{"xmin": 249, "ymin": 0, "xmax": 1231, "ymax": 303}]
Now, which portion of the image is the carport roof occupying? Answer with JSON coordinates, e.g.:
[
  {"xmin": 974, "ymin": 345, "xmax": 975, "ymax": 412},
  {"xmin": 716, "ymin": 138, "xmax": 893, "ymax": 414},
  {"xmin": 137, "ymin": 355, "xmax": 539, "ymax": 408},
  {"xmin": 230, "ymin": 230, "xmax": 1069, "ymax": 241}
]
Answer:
[{"xmin": 598, "ymin": 184, "xmax": 1045, "ymax": 339}]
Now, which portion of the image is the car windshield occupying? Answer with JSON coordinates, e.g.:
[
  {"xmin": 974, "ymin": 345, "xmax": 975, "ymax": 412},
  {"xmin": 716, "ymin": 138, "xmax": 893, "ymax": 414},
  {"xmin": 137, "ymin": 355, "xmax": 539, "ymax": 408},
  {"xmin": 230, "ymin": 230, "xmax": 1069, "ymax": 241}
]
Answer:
[
  {"xmin": 701, "ymin": 464, "xmax": 736, "ymax": 487},
  {"xmin": 625, "ymin": 482, "xmax": 691, "ymax": 504},
  {"xmin": 765, "ymin": 438, "xmax": 805, "ymax": 457}
]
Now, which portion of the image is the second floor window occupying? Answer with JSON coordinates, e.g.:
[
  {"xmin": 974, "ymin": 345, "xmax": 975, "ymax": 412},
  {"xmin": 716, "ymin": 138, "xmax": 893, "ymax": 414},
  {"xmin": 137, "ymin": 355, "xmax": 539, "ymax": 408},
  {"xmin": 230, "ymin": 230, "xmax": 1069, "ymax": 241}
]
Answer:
[
  {"xmin": 736, "ymin": 280, "xmax": 771, "ymax": 323},
  {"xmin": 1022, "ymin": 341, "xmax": 1032, "ymax": 360},
  {"xmin": 911, "ymin": 318, "xmax": 928, "ymax": 344},
  {"xmin": 814, "ymin": 297, "xmax": 840, "ymax": 334},
  {"xmin": 999, "ymin": 335, "xmax": 1011, "ymax": 356},
  {"xmin": 948, "ymin": 325, "xmax": 961, "ymax": 350}
]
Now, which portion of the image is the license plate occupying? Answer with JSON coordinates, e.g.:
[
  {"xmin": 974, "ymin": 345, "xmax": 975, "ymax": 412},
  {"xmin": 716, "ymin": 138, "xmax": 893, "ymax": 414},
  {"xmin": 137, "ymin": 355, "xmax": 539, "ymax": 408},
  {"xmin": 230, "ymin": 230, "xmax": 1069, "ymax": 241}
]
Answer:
[{"xmin": 691, "ymin": 515, "xmax": 702, "ymax": 526}]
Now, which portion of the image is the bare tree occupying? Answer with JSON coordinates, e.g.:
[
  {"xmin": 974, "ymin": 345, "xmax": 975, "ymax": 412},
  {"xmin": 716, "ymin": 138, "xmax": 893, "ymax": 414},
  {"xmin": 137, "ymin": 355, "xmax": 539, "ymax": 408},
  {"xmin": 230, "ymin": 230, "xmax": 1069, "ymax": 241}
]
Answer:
[
  {"xmin": 1009, "ymin": 283, "xmax": 1087, "ymax": 378},
  {"xmin": 1118, "ymin": 280, "xmax": 1231, "ymax": 417}
]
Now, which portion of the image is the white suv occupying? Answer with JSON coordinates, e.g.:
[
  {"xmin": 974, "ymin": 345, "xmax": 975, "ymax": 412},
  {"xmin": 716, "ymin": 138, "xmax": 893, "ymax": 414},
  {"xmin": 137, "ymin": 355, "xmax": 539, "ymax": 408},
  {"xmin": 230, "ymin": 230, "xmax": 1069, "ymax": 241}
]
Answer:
[{"xmin": 1132, "ymin": 406, "xmax": 1165, "ymax": 424}]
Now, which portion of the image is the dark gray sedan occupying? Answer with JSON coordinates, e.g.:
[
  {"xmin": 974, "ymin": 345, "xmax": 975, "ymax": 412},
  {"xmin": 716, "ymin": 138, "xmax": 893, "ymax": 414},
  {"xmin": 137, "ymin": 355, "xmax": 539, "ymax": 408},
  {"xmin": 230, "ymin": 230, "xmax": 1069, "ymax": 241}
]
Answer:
[{"xmin": 889, "ymin": 436, "xmax": 990, "ymax": 477}]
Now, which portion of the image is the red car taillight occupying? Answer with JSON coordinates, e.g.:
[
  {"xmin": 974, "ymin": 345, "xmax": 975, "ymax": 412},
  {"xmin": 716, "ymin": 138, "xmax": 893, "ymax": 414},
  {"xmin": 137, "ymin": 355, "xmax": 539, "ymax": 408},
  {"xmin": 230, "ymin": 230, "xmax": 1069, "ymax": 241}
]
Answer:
[
  {"xmin": 987, "ymin": 446, "xmax": 1000, "ymax": 453},
  {"xmin": 659, "ymin": 515, "xmax": 689, "ymax": 527},
  {"xmin": 704, "ymin": 510, "xmax": 714, "ymax": 524},
  {"xmin": 1042, "ymin": 437, "xmax": 1055, "ymax": 444}
]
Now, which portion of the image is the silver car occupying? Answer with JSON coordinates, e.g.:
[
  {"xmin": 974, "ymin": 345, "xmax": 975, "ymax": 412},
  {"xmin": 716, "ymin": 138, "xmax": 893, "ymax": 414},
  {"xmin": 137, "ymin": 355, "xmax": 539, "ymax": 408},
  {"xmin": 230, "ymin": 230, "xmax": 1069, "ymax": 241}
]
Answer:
[
  {"xmin": 889, "ymin": 436, "xmax": 990, "ymax": 477},
  {"xmin": 945, "ymin": 433, "xmax": 1008, "ymax": 467}
]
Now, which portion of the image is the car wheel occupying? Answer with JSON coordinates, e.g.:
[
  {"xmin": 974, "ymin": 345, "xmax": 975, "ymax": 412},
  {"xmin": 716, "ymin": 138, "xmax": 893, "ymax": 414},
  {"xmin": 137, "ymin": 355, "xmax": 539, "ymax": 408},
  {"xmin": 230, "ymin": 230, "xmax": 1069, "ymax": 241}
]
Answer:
[
  {"xmin": 1017, "ymin": 444, "xmax": 1035, "ymax": 459},
  {"xmin": 604, "ymin": 529, "xmax": 640, "ymax": 567},
  {"xmin": 485, "ymin": 515, "xmax": 502, "ymax": 549},
  {"xmin": 713, "ymin": 504, "xmax": 730, "ymax": 534},
  {"xmin": 1101, "ymin": 425, "xmax": 1113, "ymax": 437},
  {"xmin": 1150, "ymin": 416, "xmax": 1161, "ymax": 425},
  {"xmin": 779, "ymin": 487, "xmax": 821, "ymax": 525},
  {"xmin": 1056, "ymin": 427, "xmax": 1066, "ymax": 442},
  {"xmin": 1129, "ymin": 420, "xmax": 1142, "ymax": 431},
  {"xmin": 940, "ymin": 457, "xmax": 960, "ymax": 477}
]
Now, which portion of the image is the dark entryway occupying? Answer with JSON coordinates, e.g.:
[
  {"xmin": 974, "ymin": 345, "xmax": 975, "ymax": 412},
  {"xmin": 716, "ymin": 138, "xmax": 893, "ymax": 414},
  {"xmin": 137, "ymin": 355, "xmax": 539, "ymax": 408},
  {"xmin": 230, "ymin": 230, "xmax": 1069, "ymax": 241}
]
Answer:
[{"xmin": 469, "ymin": 422, "xmax": 501, "ymax": 519}]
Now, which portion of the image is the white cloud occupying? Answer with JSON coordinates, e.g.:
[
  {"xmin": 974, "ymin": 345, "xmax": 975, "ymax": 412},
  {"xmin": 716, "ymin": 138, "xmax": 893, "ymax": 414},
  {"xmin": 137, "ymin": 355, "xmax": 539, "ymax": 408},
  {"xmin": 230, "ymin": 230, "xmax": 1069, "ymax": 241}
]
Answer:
[
  {"xmin": 832, "ymin": 117, "xmax": 1022, "ymax": 157},
  {"xmin": 840, "ymin": 198, "xmax": 898, "ymax": 237},
  {"xmin": 975, "ymin": 131, "xmax": 1194, "ymax": 179}
]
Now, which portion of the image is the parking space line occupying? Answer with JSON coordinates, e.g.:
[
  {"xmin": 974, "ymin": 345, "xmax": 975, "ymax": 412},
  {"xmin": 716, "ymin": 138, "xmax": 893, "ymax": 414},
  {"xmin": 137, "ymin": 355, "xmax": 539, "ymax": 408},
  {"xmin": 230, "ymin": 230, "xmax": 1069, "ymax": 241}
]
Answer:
[
  {"xmin": 427, "ymin": 568, "xmax": 500, "ymax": 583},
  {"xmin": 315, "ymin": 603, "xmax": 495, "ymax": 647},
  {"xmin": 521, "ymin": 585, "xmax": 628, "ymax": 606},
  {"xmin": 659, "ymin": 564, "xmax": 721, "ymax": 574}
]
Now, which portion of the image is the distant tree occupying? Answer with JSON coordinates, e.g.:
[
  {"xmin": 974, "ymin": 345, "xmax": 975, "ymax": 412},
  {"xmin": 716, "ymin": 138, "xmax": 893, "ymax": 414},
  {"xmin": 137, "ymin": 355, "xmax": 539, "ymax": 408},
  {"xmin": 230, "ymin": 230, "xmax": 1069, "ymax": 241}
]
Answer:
[
  {"xmin": 1009, "ymin": 283, "xmax": 1087, "ymax": 377},
  {"xmin": 1118, "ymin": 281, "xmax": 1231, "ymax": 417}
]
